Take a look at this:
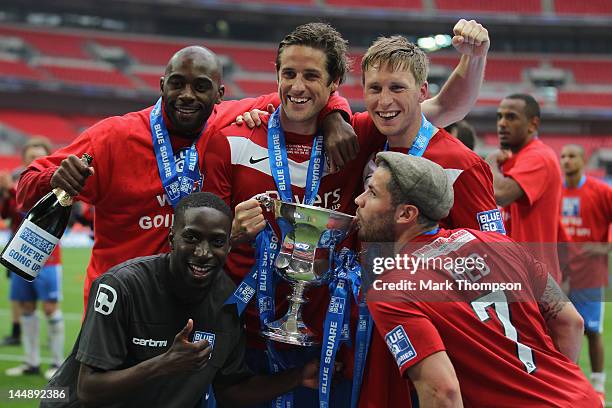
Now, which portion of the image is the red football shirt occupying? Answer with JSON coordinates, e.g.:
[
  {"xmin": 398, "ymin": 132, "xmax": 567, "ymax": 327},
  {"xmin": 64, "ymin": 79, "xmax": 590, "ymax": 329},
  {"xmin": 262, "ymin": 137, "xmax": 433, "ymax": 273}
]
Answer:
[
  {"xmin": 502, "ymin": 138, "xmax": 562, "ymax": 281},
  {"xmin": 561, "ymin": 176, "xmax": 612, "ymax": 289},
  {"xmin": 360, "ymin": 228, "xmax": 599, "ymax": 407},
  {"xmin": 16, "ymin": 94, "xmax": 281, "ymax": 307},
  {"xmin": 213, "ymin": 113, "xmax": 384, "ymax": 348},
  {"xmin": 352, "ymin": 112, "xmax": 500, "ymax": 232}
]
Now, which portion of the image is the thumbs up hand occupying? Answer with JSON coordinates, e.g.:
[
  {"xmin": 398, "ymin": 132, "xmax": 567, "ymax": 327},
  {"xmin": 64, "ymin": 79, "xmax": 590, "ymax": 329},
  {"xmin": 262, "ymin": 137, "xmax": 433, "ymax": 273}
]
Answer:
[{"xmin": 159, "ymin": 319, "xmax": 212, "ymax": 374}]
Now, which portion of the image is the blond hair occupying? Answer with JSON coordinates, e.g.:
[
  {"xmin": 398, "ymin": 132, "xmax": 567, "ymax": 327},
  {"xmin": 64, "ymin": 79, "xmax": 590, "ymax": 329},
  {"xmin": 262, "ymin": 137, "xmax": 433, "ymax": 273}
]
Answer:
[{"xmin": 361, "ymin": 36, "xmax": 428, "ymax": 85}]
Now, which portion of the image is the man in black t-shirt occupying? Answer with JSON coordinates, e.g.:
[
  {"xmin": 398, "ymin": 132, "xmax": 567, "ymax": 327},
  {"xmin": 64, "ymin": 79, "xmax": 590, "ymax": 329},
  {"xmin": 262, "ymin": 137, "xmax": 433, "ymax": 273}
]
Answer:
[{"xmin": 43, "ymin": 192, "xmax": 318, "ymax": 407}]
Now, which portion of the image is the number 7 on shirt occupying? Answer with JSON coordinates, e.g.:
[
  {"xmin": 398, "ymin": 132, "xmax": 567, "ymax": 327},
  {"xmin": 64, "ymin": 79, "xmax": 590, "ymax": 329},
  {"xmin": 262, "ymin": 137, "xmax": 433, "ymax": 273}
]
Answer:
[{"xmin": 471, "ymin": 290, "xmax": 536, "ymax": 374}]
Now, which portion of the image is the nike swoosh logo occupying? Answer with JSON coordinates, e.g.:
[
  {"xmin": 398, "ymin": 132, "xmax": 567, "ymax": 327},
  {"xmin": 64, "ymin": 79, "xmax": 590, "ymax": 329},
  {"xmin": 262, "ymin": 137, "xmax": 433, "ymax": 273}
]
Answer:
[{"xmin": 249, "ymin": 156, "xmax": 268, "ymax": 164}]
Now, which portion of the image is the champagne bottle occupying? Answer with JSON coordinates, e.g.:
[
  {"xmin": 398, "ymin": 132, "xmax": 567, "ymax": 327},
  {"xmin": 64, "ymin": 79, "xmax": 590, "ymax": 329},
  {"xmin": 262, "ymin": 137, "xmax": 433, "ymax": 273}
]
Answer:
[{"xmin": 0, "ymin": 153, "xmax": 93, "ymax": 281}]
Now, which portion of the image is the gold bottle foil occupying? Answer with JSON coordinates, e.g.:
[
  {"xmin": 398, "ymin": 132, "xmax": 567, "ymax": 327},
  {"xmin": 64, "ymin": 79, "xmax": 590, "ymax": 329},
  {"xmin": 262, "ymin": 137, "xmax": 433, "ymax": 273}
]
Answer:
[{"xmin": 53, "ymin": 188, "xmax": 73, "ymax": 207}]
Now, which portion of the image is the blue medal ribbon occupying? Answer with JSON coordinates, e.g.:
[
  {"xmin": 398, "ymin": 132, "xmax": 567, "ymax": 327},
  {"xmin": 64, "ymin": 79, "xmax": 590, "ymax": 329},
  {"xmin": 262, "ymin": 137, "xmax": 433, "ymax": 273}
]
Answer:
[
  {"xmin": 319, "ymin": 248, "xmax": 365, "ymax": 408},
  {"xmin": 264, "ymin": 107, "xmax": 325, "ymax": 408},
  {"xmin": 268, "ymin": 107, "xmax": 324, "ymax": 204},
  {"xmin": 340, "ymin": 251, "xmax": 372, "ymax": 408},
  {"xmin": 227, "ymin": 107, "xmax": 325, "ymax": 408},
  {"xmin": 384, "ymin": 113, "xmax": 436, "ymax": 157},
  {"xmin": 150, "ymin": 98, "xmax": 202, "ymax": 208}
]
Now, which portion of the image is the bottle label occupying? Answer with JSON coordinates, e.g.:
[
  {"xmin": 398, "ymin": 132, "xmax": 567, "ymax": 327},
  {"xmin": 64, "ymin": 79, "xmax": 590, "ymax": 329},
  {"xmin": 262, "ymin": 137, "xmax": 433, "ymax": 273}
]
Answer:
[{"xmin": 1, "ymin": 219, "xmax": 59, "ymax": 279}]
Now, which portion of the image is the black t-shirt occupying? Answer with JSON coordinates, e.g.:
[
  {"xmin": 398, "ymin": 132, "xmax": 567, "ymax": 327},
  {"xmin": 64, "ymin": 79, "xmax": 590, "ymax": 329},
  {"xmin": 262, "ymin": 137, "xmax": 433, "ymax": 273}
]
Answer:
[{"xmin": 43, "ymin": 254, "xmax": 251, "ymax": 408}]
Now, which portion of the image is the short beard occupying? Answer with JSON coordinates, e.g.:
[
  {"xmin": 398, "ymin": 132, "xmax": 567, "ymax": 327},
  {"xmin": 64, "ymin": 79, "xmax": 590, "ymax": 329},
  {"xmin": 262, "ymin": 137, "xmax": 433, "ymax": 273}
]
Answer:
[{"xmin": 358, "ymin": 209, "xmax": 396, "ymax": 243}]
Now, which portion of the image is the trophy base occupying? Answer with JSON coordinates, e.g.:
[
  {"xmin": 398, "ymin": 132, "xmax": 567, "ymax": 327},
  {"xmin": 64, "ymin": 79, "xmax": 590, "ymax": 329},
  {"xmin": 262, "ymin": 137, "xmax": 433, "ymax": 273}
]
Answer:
[{"xmin": 262, "ymin": 319, "xmax": 319, "ymax": 347}]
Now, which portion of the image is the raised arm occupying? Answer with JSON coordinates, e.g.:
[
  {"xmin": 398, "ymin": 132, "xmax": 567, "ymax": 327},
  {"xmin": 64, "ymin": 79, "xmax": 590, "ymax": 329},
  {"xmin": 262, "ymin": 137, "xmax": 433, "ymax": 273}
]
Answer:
[{"xmin": 421, "ymin": 19, "xmax": 489, "ymax": 128}]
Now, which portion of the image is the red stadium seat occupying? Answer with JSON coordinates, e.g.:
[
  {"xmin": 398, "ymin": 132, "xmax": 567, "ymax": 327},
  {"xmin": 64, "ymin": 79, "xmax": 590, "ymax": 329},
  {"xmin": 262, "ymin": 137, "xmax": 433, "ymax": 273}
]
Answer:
[
  {"xmin": 337, "ymin": 83, "xmax": 364, "ymax": 102},
  {"xmin": 430, "ymin": 54, "xmax": 539, "ymax": 82},
  {"xmin": 209, "ymin": 44, "xmax": 278, "ymax": 73},
  {"xmin": 326, "ymin": 0, "xmax": 422, "ymax": 10},
  {"xmin": 552, "ymin": 59, "xmax": 612, "ymax": 84},
  {"xmin": 39, "ymin": 63, "xmax": 136, "ymax": 89},
  {"xmin": 65, "ymin": 115, "xmax": 106, "ymax": 133},
  {"xmin": 234, "ymin": 78, "xmax": 277, "ymax": 96},
  {"xmin": 94, "ymin": 37, "xmax": 187, "ymax": 66},
  {"xmin": 483, "ymin": 133, "xmax": 612, "ymax": 160},
  {"xmin": 0, "ymin": 57, "xmax": 46, "ymax": 81},
  {"xmin": 475, "ymin": 97, "xmax": 503, "ymax": 107},
  {"xmin": 0, "ymin": 154, "xmax": 22, "ymax": 171},
  {"xmin": 223, "ymin": 0, "xmax": 314, "ymax": 5},
  {"xmin": 0, "ymin": 26, "xmax": 90, "ymax": 59},
  {"xmin": 557, "ymin": 92, "xmax": 612, "ymax": 108},
  {"xmin": 435, "ymin": 0, "xmax": 541, "ymax": 14},
  {"xmin": 132, "ymin": 71, "xmax": 163, "ymax": 91},
  {"xmin": 555, "ymin": 0, "xmax": 612, "ymax": 15},
  {"xmin": 0, "ymin": 110, "xmax": 80, "ymax": 144}
]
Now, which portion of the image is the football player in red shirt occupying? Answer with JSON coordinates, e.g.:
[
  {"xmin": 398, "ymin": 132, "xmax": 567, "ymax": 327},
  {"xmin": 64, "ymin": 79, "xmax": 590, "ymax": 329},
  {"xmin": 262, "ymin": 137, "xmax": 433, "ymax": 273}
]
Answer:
[
  {"xmin": 355, "ymin": 29, "xmax": 501, "ymax": 233},
  {"xmin": 355, "ymin": 151, "xmax": 600, "ymax": 408},
  {"xmin": 560, "ymin": 143, "xmax": 612, "ymax": 403},
  {"xmin": 16, "ymin": 46, "xmax": 353, "ymax": 310},
  {"xmin": 486, "ymin": 94, "xmax": 562, "ymax": 281},
  {"xmin": 229, "ymin": 20, "xmax": 499, "ymax": 407}
]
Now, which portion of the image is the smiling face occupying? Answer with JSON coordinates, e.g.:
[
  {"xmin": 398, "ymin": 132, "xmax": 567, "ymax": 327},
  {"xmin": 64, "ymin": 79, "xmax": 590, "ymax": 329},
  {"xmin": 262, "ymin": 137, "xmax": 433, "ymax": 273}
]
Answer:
[
  {"xmin": 276, "ymin": 45, "xmax": 339, "ymax": 134},
  {"xmin": 161, "ymin": 47, "xmax": 224, "ymax": 139},
  {"xmin": 363, "ymin": 64, "xmax": 428, "ymax": 141},
  {"xmin": 168, "ymin": 206, "xmax": 231, "ymax": 295}
]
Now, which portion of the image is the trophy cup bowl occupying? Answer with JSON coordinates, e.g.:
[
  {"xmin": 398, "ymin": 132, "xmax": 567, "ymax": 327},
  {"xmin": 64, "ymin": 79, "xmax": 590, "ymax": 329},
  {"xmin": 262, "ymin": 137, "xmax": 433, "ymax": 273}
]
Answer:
[{"xmin": 256, "ymin": 194, "xmax": 355, "ymax": 346}]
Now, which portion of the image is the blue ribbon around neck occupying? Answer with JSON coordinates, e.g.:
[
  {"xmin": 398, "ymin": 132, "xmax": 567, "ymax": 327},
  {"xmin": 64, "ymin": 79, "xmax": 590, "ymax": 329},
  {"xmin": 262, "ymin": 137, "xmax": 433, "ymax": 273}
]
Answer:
[
  {"xmin": 150, "ymin": 97, "xmax": 202, "ymax": 209},
  {"xmin": 225, "ymin": 107, "xmax": 326, "ymax": 408},
  {"xmin": 384, "ymin": 113, "xmax": 436, "ymax": 157}
]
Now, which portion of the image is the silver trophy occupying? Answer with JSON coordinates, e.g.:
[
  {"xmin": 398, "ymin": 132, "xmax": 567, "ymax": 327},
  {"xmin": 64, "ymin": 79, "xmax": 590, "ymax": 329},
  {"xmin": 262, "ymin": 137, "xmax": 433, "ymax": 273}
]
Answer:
[{"xmin": 256, "ymin": 194, "xmax": 355, "ymax": 346}]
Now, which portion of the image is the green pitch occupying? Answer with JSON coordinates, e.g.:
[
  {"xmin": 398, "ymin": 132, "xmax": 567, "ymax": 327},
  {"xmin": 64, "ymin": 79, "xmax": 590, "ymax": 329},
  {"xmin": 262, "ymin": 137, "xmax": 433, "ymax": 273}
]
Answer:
[
  {"xmin": 0, "ymin": 247, "xmax": 610, "ymax": 407},
  {"xmin": 0, "ymin": 247, "xmax": 90, "ymax": 407}
]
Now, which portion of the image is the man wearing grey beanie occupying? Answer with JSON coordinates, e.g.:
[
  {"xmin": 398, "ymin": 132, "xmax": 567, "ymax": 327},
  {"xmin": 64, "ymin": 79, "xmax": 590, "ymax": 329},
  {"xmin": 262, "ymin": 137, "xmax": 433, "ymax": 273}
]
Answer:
[{"xmin": 355, "ymin": 151, "xmax": 598, "ymax": 408}]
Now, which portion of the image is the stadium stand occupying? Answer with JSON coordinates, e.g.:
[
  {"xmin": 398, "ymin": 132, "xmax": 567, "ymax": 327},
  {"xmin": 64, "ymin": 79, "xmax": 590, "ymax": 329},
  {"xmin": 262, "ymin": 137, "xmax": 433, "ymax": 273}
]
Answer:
[
  {"xmin": 0, "ymin": 1, "xmax": 609, "ymax": 178},
  {"xmin": 557, "ymin": 92, "xmax": 612, "ymax": 108},
  {"xmin": 0, "ymin": 110, "xmax": 82, "ymax": 144},
  {"xmin": 0, "ymin": 26, "xmax": 90, "ymax": 59},
  {"xmin": 0, "ymin": 24, "xmax": 610, "ymax": 110},
  {"xmin": 0, "ymin": 55, "xmax": 45, "ymax": 81},
  {"xmin": 94, "ymin": 37, "xmax": 186, "ymax": 66},
  {"xmin": 552, "ymin": 58, "xmax": 612, "ymax": 84},
  {"xmin": 36, "ymin": 60, "xmax": 136, "ymax": 89},
  {"xmin": 326, "ymin": 0, "xmax": 422, "ymax": 10},
  {"xmin": 0, "ymin": 154, "xmax": 21, "ymax": 171},
  {"xmin": 434, "ymin": 0, "xmax": 541, "ymax": 14},
  {"xmin": 234, "ymin": 78, "xmax": 277, "ymax": 96},
  {"xmin": 554, "ymin": 0, "xmax": 612, "ymax": 15}
]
